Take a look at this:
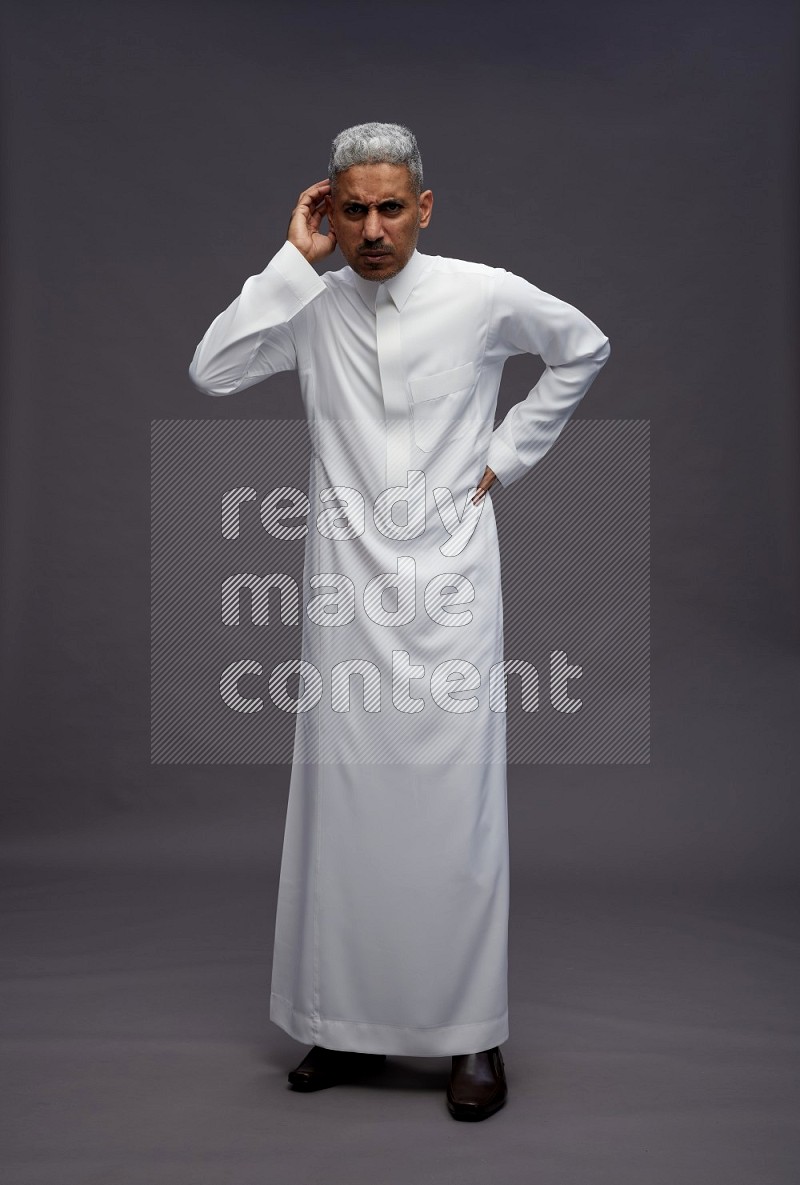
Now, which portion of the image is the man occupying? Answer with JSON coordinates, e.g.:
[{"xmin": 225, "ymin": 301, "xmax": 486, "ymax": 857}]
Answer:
[{"xmin": 189, "ymin": 122, "xmax": 610, "ymax": 1121}]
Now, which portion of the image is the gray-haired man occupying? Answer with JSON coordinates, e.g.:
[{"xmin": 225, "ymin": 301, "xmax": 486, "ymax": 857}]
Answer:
[{"xmin": 190, "ymin": 122, "xmax": 610, "ymax": 1121}]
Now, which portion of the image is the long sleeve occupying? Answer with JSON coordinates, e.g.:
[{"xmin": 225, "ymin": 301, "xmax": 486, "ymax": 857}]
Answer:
[
  {"xmin": 188, "ymin": 240, "xmax": 328, "ymax": 396},
  {"xmin": 485, "ymin": 269, "xmax": 611, "ymax": 488}
]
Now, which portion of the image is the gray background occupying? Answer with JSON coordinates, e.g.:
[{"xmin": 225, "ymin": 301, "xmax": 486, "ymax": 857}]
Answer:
[{"xmin": 1, "ymin": 0, "xmax": 798, "ymax": 1181}]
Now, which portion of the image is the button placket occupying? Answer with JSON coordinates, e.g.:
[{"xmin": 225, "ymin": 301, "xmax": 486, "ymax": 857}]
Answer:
[{"xmin": 374, "ymin": 284, "xmax": 412, "ymax": 489}]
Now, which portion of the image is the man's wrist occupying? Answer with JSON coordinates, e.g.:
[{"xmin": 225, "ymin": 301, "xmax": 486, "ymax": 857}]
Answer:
[
  {"xmin": 272, "ymin": 239, "xmax": 327, "ymax": 305},
  {"xmin": 284, "ymin": 236, "xmax": 315, "ymax": 265},
  {"xmin": 285, "ymin": 238, "xmax": 316, "ymax": 266}
]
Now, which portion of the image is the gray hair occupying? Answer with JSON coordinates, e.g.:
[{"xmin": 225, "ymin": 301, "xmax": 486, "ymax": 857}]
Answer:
[{"xmin": 328, "ymin": 122, "xmax": 423, "ymax": 195}]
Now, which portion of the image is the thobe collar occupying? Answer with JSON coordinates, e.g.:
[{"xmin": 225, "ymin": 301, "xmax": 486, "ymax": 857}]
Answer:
[{"xmin": 348, "ymin": 249, "xmax": 429, "ymax": 313}]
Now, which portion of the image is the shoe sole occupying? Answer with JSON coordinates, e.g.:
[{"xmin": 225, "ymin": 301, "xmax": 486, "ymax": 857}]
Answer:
[
  {"xmin": 288, "ymin": 1054, "xmax": 387, "ymax": 1092},
  {"xmin": 288, "ymin": 1075, "xmax": 348, "ymax": 1092},
  {"xmin": 446, "ymin": 1091, "xmax": 508, "ymax": 1121}
]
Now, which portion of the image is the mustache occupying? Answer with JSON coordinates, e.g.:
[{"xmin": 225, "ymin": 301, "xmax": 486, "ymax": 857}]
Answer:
[{"xmin": 360, "ymin": 245, "xmax": 393, "ymax": 254}]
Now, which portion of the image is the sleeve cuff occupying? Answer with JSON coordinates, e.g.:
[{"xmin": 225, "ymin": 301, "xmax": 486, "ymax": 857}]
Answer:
[
  {"xmin": 486, "ymin": 433, "xmax": 529, "ymax": 488},
  {"xmin": 270, "ymin": 240, "xmax": 328, "ymax": 307}
]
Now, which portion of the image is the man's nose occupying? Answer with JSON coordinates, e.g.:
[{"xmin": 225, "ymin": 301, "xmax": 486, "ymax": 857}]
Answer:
[{"xmin": 363, "ymin": 209, "xmax": 384, "ymax": 241}]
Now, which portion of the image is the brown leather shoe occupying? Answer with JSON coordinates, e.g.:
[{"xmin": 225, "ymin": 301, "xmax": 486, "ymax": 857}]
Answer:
[
  {"xmin": 446, "ymin": 1046, "xmax": 508, "ymax": 1120},
  {"xmin": 287, "ymin": 1045, "xmax": 387, "ymax": 1092}
]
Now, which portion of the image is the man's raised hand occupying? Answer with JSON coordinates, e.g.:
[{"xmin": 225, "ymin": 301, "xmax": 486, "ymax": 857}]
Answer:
[{"xmin": 287, "ymin": 179, "xmax": 337, "ymax": 264}]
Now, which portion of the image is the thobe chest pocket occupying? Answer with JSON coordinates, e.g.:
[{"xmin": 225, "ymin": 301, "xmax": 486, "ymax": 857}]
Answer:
[{"xmin": 408, "ymin": 361, "xmax": 477, "ymax": 453}]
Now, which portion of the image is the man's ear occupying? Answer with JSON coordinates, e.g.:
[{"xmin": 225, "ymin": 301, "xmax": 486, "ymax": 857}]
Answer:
[
  {"xmin": 418, "ymin": 189, "xmax": 433, "ymax": 229},
  {"xmin": 324, "ymin": 193, "xmax": 334, "ymax": 222}
]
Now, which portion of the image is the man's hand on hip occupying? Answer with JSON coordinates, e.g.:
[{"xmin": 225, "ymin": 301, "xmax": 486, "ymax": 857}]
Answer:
[
  {"xmin": 287, "ymin": 178, "xmax": 337, "ymax": 264},
  {"xmin": 472, "ymin": 467, "xmax": 498, "ymax": 505}
]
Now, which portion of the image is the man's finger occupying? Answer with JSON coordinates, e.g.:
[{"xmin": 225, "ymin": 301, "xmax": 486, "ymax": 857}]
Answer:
[
  {"xmin": 298, "ymin": 179, "xmax": 331, "ymax": 202},
  {"xmin": 295, "ymin": 195, "xmax": 330, "ymax": 224},
  {"xmin": 471, "ymin": 467, "xmax": 497, "ymax": 505}
]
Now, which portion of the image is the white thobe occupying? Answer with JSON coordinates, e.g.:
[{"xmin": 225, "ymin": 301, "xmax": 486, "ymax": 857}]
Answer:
[{"xmin": 189, "ymin": 240, "xmax": 610, "ymax": 1055}]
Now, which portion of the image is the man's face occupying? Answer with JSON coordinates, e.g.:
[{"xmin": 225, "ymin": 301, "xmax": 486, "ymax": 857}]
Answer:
[{"xmin": 325, "ymin": 162, "xmax": 433, "ymax": 281}]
